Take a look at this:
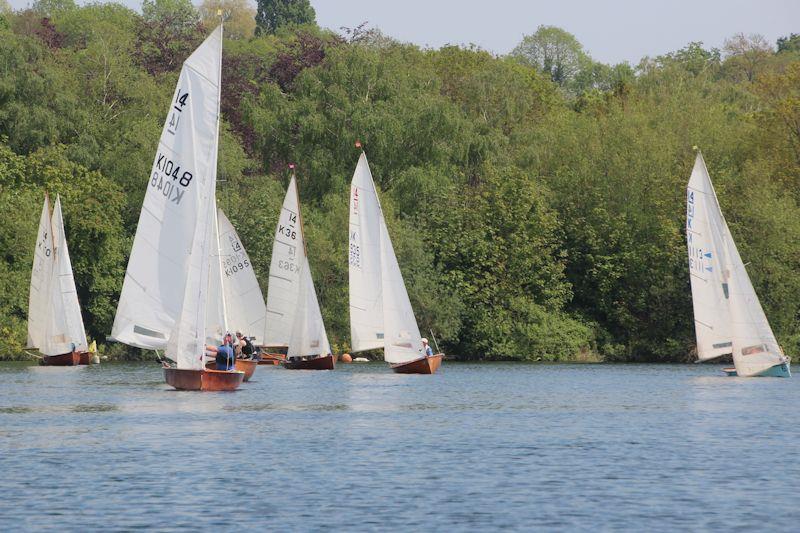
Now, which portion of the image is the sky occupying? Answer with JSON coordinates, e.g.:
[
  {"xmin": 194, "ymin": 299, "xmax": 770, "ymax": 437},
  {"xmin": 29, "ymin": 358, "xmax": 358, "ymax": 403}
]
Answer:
[{"xmin": 6, "ymin": 0, "xmax": 800, "ymax": 65}]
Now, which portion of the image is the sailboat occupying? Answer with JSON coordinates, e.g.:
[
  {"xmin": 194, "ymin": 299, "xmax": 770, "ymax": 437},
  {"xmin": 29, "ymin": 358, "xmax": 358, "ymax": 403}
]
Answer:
[
  {"xmin": 686, "ymin": 151, "xmax": 791, "ymax": 378},
  {"xmin": 348, "ymin": 152, "xmax": 443, "ymax": 374},
  {"xmin": 263, "ymin": 173, "xmax": 334, "ymax": 370},
  {"xmin": 204, "ymin": 208, "xmax": 266, "ymax": 380},
  {"xmin": 110, "ymin": 24, "xmax": 244, "ymax": 390},
  {"xmin": 27, "ymin": 194, "xmax": 91, "ymax": 366}
]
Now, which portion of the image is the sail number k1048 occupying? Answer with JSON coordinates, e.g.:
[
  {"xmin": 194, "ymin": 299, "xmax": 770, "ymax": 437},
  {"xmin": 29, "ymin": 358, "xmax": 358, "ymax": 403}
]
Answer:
[{"xmin": 150, "ymin": 152, "xmax": 193, "ymax": 205}]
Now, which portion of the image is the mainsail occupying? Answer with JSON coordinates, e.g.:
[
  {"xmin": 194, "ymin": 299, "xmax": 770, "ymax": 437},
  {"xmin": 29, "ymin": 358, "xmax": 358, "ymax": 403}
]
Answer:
[
  {"xmin": 217, "ymin": 209, "xmax": 267, "ymax": 340},
  {"xmin": 687, "ymin": 152, "xmax": 786, "ymax": 376},
  {"xmin": 348, "ymin": 153, "xmax": 424, "ymax": 364},
  {"xmin": 27, "ymin": 195, "xmax": 54, "ymax": 349},
  {"xmin": 263, "ymin": 177, "xmax": 303, "ymax": 347},
  {"xmin": 348, "ymin": 153, "xmax": 385, "ymax": 352},
  {"xmin": 112, "ymin": 25, "xmax": 223, "ymax": 369},
  {"xmin": 41, "ymin": 196, "xmax": 88, "ymax": 356},
  {"xmin": 686, "ymin": 153, "xmax": 734, "ymax": 360}
]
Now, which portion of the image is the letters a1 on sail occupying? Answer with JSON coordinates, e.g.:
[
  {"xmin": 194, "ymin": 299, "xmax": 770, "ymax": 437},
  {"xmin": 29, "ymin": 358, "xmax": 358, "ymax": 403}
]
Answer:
[
  {"xmin": 27, "ymin": 195, "xmax": 54, "ymax": 349},
  {"xmin": 111, "ymin": 26, "xmax": 223, "ymax": 350}
]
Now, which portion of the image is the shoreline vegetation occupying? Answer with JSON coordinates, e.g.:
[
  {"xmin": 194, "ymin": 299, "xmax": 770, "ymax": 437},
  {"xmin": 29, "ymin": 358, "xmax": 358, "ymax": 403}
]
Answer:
[{"xmin": 1, "ymin": 2, "xmax": 799, "ymax": 364}]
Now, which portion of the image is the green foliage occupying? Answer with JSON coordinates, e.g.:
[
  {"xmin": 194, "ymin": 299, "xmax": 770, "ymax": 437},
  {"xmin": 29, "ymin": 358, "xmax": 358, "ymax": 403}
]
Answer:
[
  {"xmin": 777, "ymin": 33, "xmax": 800, "ymax": 54},
  {"xmin": 255, "ymin": 0, "xmax": 314, "ymax": 36},
  {"xmin": 1, "ymin": 10, "xmax": 799, "ymax": 363}
]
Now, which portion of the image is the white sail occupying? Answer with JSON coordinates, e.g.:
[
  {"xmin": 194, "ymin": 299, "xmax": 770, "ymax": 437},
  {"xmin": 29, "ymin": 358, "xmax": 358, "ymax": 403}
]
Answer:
[
  {"xmin": 41, "ymin": 196, "xmax": 88, "ymax": 356},
  {"xmin": 27, "ymin": 195, "xmax": 54, "ymax": 349},
  {"xmin": 686, "ymin": 153, "xmax": 734, "ymax": 360},
  {"xmin": 726, "ymin": 224, "xmax": 786, "ymax": 377},
  {"xmin": 264, "ymin": 177, "xmax": 303, "ymax": 347},
  {"xmin": 111, "ymin": 25, "xmax": 223, "ymax": 354},
  {"xmin": 687, "ymin": 152, "xmax": 787, "ymax": 376},
  {"xmin": 379, "ymin": 218, "xmax": 424, "ymax": 364},
  {"xmin": 217, "ymin": 209, "xmax": 267, "ymax": 340},
  {"xmin": 348, "ymin": 153, "xmax": 385, "ymax": 352},
  {"xmin": 287, "ymin": 255, "xmax": 331, "ymax": 358},
  {"xmin": 205, "ymin": 201, "xmax": 228, "ymax": 345}
]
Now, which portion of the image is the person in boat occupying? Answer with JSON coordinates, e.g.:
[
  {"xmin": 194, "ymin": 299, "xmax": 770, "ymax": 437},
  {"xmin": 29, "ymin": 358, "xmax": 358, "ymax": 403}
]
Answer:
[
  {"xmin": 237, "ymin": 331, "xmax": 257, "ymax": 359},
  {"xmin": 421, "ymin": 338, "xmax": 434, "ymax": 357},
  {"xmin": 206, "ymin": 333, "xmax": 235, "ymax": 370}
]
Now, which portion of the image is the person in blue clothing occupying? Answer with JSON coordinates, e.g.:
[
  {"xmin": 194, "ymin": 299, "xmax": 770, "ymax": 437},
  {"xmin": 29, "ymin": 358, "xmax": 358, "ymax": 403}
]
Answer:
[
  {"xmin": 206, "ymin": 333, "xmax": 235, "ymax": 370},
  {"xmin": 421, "ymin": 338, "xmax": 434, "ymax": 357}
]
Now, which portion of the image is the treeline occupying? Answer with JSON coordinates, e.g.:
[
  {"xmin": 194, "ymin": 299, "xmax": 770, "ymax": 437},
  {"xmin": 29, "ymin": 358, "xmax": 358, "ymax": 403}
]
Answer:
[{"xmin": 1, "ymin": 1, "xmax": 799, "ymax": 362}]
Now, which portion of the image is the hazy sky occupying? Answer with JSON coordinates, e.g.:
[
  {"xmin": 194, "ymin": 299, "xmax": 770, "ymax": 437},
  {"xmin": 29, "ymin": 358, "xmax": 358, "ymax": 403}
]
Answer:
[{"xmin": 7, "ymin": 0, "xmax": 799, "ymax": 64}]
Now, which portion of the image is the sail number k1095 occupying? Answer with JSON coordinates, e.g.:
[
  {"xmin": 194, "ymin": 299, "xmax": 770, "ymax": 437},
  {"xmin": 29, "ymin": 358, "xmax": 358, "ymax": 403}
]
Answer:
[{"xmin": 150, "ymin": 152, "xmax": 193, "ymax": 205}]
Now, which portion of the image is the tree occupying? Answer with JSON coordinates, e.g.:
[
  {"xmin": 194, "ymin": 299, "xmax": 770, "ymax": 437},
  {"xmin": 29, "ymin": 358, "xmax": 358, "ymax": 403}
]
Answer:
[
  {"xmin": 777, "ymin": 33, "xmax": 800, "ymax": 54},
  {"xmin": 199, "ymin": 0, "xmax": 256, "ymax": 39},
  {"xmin": 255, "ymin": 0, "xmax": 314, "ymax": 36},
  {"xmin": 723, "ymin": 32, "xmax": 773, "ymax": 82},
  {"xmin": 32, "ymin": 0, "xmax": 76, "ymax": 18},
  {"xmin": 511, "ymin": 25, "xmax": 590, "ymax": 88}
]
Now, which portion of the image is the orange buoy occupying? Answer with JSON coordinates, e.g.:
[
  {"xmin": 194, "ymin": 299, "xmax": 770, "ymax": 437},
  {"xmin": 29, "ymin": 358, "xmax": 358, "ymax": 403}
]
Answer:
[{"xmin": 340, "ymin": 353, "xmax": 353, "ymax": 363}]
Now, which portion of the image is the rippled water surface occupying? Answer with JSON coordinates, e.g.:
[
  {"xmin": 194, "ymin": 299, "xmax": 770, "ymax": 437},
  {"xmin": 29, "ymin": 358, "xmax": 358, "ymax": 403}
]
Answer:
[{"xmin": 1, "ymin": 362, "xmax": 798, "ymax": 531}]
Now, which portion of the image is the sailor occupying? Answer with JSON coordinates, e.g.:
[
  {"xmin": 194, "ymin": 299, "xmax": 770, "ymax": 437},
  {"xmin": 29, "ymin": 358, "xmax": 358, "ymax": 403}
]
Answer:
[
  {"xmin": 206, "ymin": 333, "xmax": 235, "ymax": 370},
  {"xmin": 421, "ymin": 338, "xmax": 434, "ymax": 357}
]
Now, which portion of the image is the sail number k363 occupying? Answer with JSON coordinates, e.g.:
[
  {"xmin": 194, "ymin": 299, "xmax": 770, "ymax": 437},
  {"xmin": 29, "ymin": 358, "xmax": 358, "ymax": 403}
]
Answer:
[{"xmin": 150, "ymin": 152, "xmax": 193, "ymax": 205}]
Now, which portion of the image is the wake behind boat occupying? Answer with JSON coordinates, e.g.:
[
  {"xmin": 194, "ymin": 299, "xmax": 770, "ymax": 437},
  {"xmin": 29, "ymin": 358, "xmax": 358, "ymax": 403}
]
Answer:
[
  {"xmin": 686, "ymin": 151, "xmax": 790, "ymax": 378},
  {"xmin": 348, "ymin": 151, "xmax": 443, "ymax": 374},
  {"xmin": 110, "ymin": 24, "xmax": 243, "ymax": 391}
]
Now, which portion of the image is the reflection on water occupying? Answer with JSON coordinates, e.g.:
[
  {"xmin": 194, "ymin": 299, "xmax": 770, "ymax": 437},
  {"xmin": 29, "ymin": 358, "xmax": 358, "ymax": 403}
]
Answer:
[{"xmin": 0, "ymin": 361, "xmax": 798, "ymax": 530}]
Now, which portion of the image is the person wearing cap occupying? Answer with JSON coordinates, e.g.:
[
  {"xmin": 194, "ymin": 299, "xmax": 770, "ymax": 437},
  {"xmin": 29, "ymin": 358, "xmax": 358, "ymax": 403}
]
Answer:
[
  {"xmin": 421, "ymin": 338, "xmax": 434, "ymax": 357},
  {"xmin": 206, "ymin": 333, "xmax": 235, "ymax": 370}
]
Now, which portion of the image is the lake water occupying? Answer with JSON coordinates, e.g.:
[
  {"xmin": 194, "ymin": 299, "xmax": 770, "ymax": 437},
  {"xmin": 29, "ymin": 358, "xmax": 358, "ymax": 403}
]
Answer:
[{"xmin": 0, "ymin": 362, "xmax": 797, "ymax": 531}]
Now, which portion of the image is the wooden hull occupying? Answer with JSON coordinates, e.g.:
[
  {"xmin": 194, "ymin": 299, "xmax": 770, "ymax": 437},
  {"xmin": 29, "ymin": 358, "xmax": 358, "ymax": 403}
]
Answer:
[
  {"xmin": 257, "ymin": 358, "xmax": 281, "ymax": 366},
  {"xmin": 42, "ymin": 352, "xmax": 83, "ymax": 366},
  {"xmin": 235, "ymin": 359, "xmax": 257, "ymax": 381},
  {"xmin": 283, "ymin": 354, "xmax": 335, "ymax": 370},
  {"xmin": 164, "ymin": 367, "xmax": 244, "ymax": 391},
  {"xmin": 391, "ymin": 353, "xmax": 443, "ymax": 375}
]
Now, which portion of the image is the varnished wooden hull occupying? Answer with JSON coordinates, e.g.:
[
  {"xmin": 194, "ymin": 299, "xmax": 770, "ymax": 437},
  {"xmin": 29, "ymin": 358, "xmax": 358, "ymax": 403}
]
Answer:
[
  {"xmin": 164, "ymin": 367, "xmax": 244, "ymax": 391},
  {"xmin": 282, "ymin": 354, "xmax": 335, "ymax": 370},
  {"xmin": 235, "ymin": 359, "xmax": 257, "ymax": 381},
  {"xmin": 42, "ymin": 352, "xmax": 83, "ymax": 366},
  {"xmin": 391, "ymin": 353, "xmax": 443, "ymax": 374}
]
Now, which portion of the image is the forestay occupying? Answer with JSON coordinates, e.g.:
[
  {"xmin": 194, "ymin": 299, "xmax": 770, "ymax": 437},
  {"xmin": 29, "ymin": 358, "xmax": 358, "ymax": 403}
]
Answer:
[
  {"xmin": 348, "ymin": 153, "xmax": 385, "ymax": 352},
  {"xmin": 264, "ymin": 177, "xmax": 303, "ymax": 347},
  {"xmin": 111, "ymin": 26, "xmax": 223, "ymax": 357},
  {"xmin": 27, "ymin": 195, "xmax": 54, "ymax": 349},
  {"xmin": 41, "ymin": 196, "xmax": 88, "ymax": 356},
  {"xmin": 217, "ymin": 208, "xmax": 266, "ymax": 340}
]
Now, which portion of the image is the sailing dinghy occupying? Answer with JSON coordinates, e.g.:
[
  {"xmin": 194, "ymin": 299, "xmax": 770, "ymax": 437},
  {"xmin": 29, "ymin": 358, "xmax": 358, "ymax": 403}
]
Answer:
[
  {"xmin": 27, "ymin": 194, "xmax": 91, "ymax": 366},
  {"xmin": 264, "ymin": 174, "xmax": 334, "ymax": 370},
  {"xmin": 213, "ymin": 208, "xmax": 265, "ymax": 380},
  {"xmin": 110, "ymin": 24, "xmax": 244, "ymax": 390},
  {"xmin": 348, "ymin": 152, "xmax": 443, "ymax": 374},
  {"xmin": 686, "ymin": 151, "xmax": 791, "ymax": 377}
]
